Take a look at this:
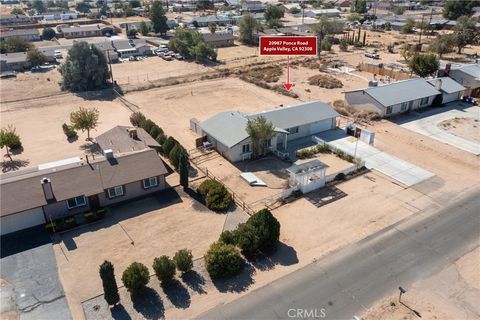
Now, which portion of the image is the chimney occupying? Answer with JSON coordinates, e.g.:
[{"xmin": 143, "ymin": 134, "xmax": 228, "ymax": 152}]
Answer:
[
  {"xmin": 128, "ymin": 128, "xmax": 138, "ymax": 139},
  {"xmin": 104, "ymin": 149, "xmax": 114, "ymax": 159},
  {"xmin": 41, "ymin": 177, "xmax": 55, "ymax": 201},
  {"xmin": 434, "ymin": 78, "xmax": 442, "ymax": 91}
]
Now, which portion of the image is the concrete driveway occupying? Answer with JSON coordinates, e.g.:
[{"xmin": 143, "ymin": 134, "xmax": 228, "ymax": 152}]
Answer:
[
  {"xmin": 398, "ymin": 103, "xmax": 480, "ymax": 155},
  {"xmin": 0, "ymin": 226, "xmax": 71, "ymax": 320},
  {"xmin": 317, "ymin": 130, "xmax": 434, "ymax": 187}
]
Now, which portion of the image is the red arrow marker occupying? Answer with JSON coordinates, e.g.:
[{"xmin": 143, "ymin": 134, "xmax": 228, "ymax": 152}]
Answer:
[{"xmin": 284, "ymin": 55, "xmax": 293, "ymax": 91}]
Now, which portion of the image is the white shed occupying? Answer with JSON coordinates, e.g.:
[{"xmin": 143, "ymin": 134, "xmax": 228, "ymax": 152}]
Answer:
[{"xmin": 287, "ymin": 160, "xmax": 327, "ymax": 194}]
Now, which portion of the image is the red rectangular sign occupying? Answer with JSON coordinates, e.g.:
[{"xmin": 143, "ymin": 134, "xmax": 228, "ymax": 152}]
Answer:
[{"xmin": 259, "ymin": 36, "xmax": 318, "ymax": 56}]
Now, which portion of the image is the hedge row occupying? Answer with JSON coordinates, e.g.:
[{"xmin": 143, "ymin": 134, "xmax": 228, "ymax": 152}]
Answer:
[{"xmin": 130, "ymin": 112, "xmax": 188, "ymax": 170}]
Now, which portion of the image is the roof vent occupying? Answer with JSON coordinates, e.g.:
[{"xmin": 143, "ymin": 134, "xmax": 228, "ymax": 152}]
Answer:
[{"xmin": 104, "ymin": 149, "xmax": 114, "ymax": 159}]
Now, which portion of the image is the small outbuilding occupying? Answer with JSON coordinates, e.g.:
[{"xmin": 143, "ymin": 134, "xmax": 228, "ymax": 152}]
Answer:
[{"xmin": 287, "ymin": 160, "xmax": 328, "ymax": 194}]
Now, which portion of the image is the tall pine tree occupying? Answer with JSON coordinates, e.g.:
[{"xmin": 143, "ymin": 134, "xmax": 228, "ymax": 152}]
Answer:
[
  {"xmin": 179, "ymin": 152, "xmax": 189, "ymax": 188},
  {"xmin": 99, "ymin": 260, "xmax": 120, "ymax": 306},
  {"xmin": 150, "ymin": 1, "xmax": 168, "ymax": 34}
]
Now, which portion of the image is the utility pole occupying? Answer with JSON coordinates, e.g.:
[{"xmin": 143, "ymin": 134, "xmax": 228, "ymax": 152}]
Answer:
[
  {"xmin": 106, "ymin": 49, "xmax": 114, "ymax": 88},
  {"xmin": 418, "ymin": 13, "xmax": 425, "ymax": 45}
]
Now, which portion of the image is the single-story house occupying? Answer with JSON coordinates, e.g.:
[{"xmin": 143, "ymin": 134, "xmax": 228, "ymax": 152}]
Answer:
[
  {"xmin": 444, "ymin": 63, "xmax": 480, "ymax": 97},
  {"xmin": 0, "ymin": 28, "xmax": 41, "ymax": 41},
  {"xmin": 226, "ymin": 0, "xmax": 241, "ymax": 8},
  {"xmin": 202, "ymin": 31, "xmax": 234, "ymax": 47},
  {"xmin": 0, "ymin": 50, "xmax": 55, "ymax": 71},
  {"xmin": 116, "ymin": 20, "xmax": 152, "ymax": 30},
  {"xmin": 43, "ymin": 12, "xmax": 78, "ymax": 21},
  {"xmin": 281, "ymin": 3, "xmax": 300, "ymax": 12},
  {"xmin": 60, "ymin": 24, "xmax": 113, "ymax": 39},
  {"xmin": 112, "ymin": 39, "xmax": 152, "ymax": 57},
  {"xmin": 0, "ymin": 149, "xmax": 168, "ymax": 236},
  {"xmin": 197, "ymin": 101, "xmax": 338, "ymax": 162},
  {"xmin": 344, "ymin": 78, "xmax": 441, "ymax": 117},
  {"xmin": 96, "ymin": 126, "xmax": 161, "ymax": 154},
  {"xmin": 92, "ymin": 41, "xmax": 119, "ymax": 62},
  {"xmin": 241, "ymin": 1, "xmax": 267, "ymax": 13},
  {"xmin": 427, "ymin": 77, "xmax": 465, "ymax": 104},
  {"xmin": 190, "ymin": 15, "xmax": 232, "ymax": 27},
  {"xmin": 0, "ymin": 14, "xmax": 32, "ymax": 25},
  {"xmin": 303, "ymin": 9, "xmax": 341, "ymax": 18}
]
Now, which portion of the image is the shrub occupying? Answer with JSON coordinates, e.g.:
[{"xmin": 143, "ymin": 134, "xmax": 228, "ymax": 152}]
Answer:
[
  {"xmin": 121, "ymin": 262, "xmax": 150, "ymax": 293},
  {"xmin": 152, "ymin": 256, "xmax": 176, "ymax": 285},
  {"xmin": 173, "ymin": 249, "xmax": 193, "ymax": 273},
  {"xmin": 339, "ymin": 39, "xmax": 348, "ymax": 51},
  {"xmin": 334, "ymin": 172, "xmax": 346, "ymax": 181},
  {"xmin": 62, "ymin": 123, "xmax": 77, "ymax": 139},
  {"xmin": 130, "ymin": 112, "xmax": 146, "ymax": 127},
  {"xmin": 162, "ymin": 136, "xmax": 178, "ymax": 156},
  {"xmin": 204, "ymin": 242, "xmax": 243, "ymax": 278},
  {"xmin": 169, "ymin": 144, "xmax": 187, "ymax": 170},
  {"xmin": 179, "ymin": 152, "xmax": 189, "ymax": 188},
  {"xmin": 245, "ymin": 209, "xmax": 280, "ymax": 253},
  {"xmin": 308, "ymin": 74, "xmax": 343, "ymax": 89},
  {"xmin": 149, "ymin": 125, "xmax": 163, "ymax": 138},
  {"xmin": 235, "ymin": 223, "xmax": 260, "ymax": 257},
  {"xmin": 99, "ymin": 260, "xmax": 120, "ymax": 305},
  {"xmin": 197, "ymin": 180, "xmax": 233, "ymax": 211},
  {"xmin": 141, "ymin": 119, "xmax": 156, "ymax": 133},
  {"xmin": 219, "ymin": 230, "xmax": 237, "ymax": 245},
  {"xmin": 316, "ymin": 143, "xmax": 331, "ymax": 153},
  {"xmin": 320, "ymin": 39, "xmax": 331, "ymax": 51},
  {"xmin": 156, "ymin": 133, "xmax": 167, "ymax": 145}
]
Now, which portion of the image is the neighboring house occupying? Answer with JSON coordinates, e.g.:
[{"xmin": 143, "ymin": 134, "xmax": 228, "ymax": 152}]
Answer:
[
  {"xmin": 281, "ymin": 3, "xmax": 301, "ymax": 12},
  {"xmin": 344, "ymin": 78, "xmax": 441, "ymax": 117},
  {"xmin": 0, "ymin": 50, "xmax": 55, "ymax": 71},
  {"xmin": 92, "ymin": 40, "xmax": 119, "ymax": 62},
  {"xmin": 96, "ymin": 126, "xmax": 160, "ymax": 154},
  {"xmin": 0, "ymin": 14, "xmax": 32, "ymax": 25},
  {"xmin": 226, "ymin": 0, "xmax": 241, "ymax": 8},
  {"xmin": 43, "ymin": 12, "xmax": 78, "ymax": 21},
  {"xmin": 116, "ymin": 20, "xmax": 152, "ymax": 30},
  {"xmin": 60, "ymin": 24, "xmax": 113, "ymax": 39},
  {"xmin": 427, "ymin": 77, "xmax": 465, "ymax": 104},
  {"xmin": 443, "ymin": 63, "xmax": 480, "ymax": 97},
  {"xmin": 303, "ymin": 9, "xmax": 341, "ymax": 18},
  {"xmin": 202, "ymin": 31, "xmax": 234, "ymax": 47},
  {"xmin": 0, "ymin": 149, "xmax": 168, "ymax": 236},
  {"xmin": 112, "ymin": 39, "xmax": 152, "ymax": 57},
  {"xmin": 197, "ymin": 101, "xmax": 338, "ymax": 162},
  {"xmin": 0, "ymin": 28, "xmax": 41, "ymax": 41},
  {"xmin": 190, "ymin": 15, "xmax": 232, "ymax": 27},
  {"xmin": 241, "ymin": 1, "xmax": 267, "ymax": 13}
]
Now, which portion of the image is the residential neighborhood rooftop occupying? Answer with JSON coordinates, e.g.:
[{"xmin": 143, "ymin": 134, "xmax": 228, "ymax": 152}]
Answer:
[
  {"xmin": 427, "ymin": 77, "xmax": 466, "ymax": 94},
  {"xmin": 96, "ymin": 126, "xmax": 160, "ymax": 154}
]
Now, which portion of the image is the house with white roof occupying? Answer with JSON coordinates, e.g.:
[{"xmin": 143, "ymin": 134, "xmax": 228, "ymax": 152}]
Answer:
[
  {"xmin": 196, "ymin": 101, "xmax": 338, "ymax": 162},
  {"xmin": 344, "ymin": 78, "xmax": 442, "ymax": 117}
]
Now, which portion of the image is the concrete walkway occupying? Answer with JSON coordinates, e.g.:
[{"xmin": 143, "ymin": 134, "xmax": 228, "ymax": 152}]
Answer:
[
  {"xmin": 399, "ymin": 105, "xmax": 480, "ymax": 155},
  {"xmin": 317, "ymin": 130, "xmax": 434, "ymax": 187}
]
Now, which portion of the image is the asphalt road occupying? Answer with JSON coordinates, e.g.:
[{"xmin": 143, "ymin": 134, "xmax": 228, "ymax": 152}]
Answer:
[{"xmin": 198, "ymin": 190, "xmax": 480, "ymax": 320}]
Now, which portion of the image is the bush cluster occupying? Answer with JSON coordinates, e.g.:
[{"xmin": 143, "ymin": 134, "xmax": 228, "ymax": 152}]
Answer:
[
  {"xmin": 197, "ymin": 179, "xmax": 233, "ymax": 212},
  {"xmin": 296, "ymin": 143, "xmax": 331, "ymax": 159},
  {"xmin": 62, "ymin": 123, "xmax": 77, "ymax": 139},
  {"xmin": 121, "ymin": 262, "xmax": 150, "ymax": 293},
  {"xmin": 204, "ymin": 242, "xmax": 243, "ymax": 278},
  {"xmin": 218, "ymin": 209, "xmax": 280, "ymax": 258},
  {"xmin": 153, "ymin": 255, "xmax": 176, "ymax": 285},
  {"xmin": 129, "ymin": 112, "xmax": 188, "ymax": 171}
]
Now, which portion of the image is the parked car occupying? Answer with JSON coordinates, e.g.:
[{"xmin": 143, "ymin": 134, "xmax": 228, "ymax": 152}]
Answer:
[
  {"xmin": 128, "ymin": 56, "xmax": 137, "ymax": 61},
  {"xmin": 154, "ymin": 47, "xmax": 168, "ymax": 55},
  {"xmin": 174, "ymin": 53, "xmax": 183, "ymax": 60},
  {"xmin": 365, "ymin": 51, "xmax": 380, "ymax": 59},
  {"xmin": 160, "ymin": 53, "xmax": 172, "ymax": 61},
  {"xmin": 54, "ymin": 50, "xmax": 62, "ymax": 59}
]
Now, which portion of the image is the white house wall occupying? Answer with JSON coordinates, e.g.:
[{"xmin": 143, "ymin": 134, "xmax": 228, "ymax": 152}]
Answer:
[
  {"xmin": 1, "ymin": 207, "xmax": 45, "ymax": 235},
  {"xmin": 442, "ymin": 91, "xmax": 461, "ymax": 104}
]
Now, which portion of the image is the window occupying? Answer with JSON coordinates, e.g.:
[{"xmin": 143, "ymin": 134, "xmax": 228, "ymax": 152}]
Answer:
[
  {"xmin": 400, "ymin": 102, "xmax": 408, "ymax": 112},
  {"xmin": 143, "ymin": 176, "xmax": 158, "ymax": 189},
  {"xmin": 242, "ymin": 143, "xmax": 250, "ymax": 154},
  {"xmin": 287, "ymin": 127, "xmax": 299, "ymax": 134},
  {"xmin": 266, "ymin": 139, "xmax": 272, "ymax": 147},
  {"xmin": 386, "ymin": 106, "xmax": 393, "ymax": 115},
  {"xmin": 107, "ymin": 186, "xmax": 124, "ymax": 199},
  {"xmin": 67, "ymin": 195, "xmax": 86, "ymax": 209},
  {"xmin": 420, "ymin": 97, "xmax": 429, "ymax": 105}
]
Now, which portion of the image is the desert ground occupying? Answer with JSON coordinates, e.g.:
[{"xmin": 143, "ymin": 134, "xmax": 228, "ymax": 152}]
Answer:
[{"xmin": 439, "ymin": 117, "xmax": 480, "ymax": 144}]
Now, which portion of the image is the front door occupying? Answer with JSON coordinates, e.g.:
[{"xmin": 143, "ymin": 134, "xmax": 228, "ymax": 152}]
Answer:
[{"xmin": 88, "ymin": 195, "xmax": 100, "ymax": 211}]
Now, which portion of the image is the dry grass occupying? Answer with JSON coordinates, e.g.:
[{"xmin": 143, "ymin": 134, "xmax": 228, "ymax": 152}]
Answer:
[
  {"xmin": 308, "ymin": 74, "xmax": 344, "ymax": 89},
  {"xmin": 242, "ymin": 65, "xmax": 283, "ymax": 83},
  {"xmin": 332, "ymin": 100, "xmax": 381, "ymax": 121}
]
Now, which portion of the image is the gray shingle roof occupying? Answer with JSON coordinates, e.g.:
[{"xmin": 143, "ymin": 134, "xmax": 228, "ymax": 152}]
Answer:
[
  {"xmin": 427, "ymin": 77, "xmax": 465, "ymax": 94},
  {"xmin": 96, "ymin": 126, "xmax": 160, "ymax": 154},
  {"xmin": 200, "ymin": 111, "xmax": 250, "ymax": 148},
  {"xmin": 454, "ymin": 63, "xmax": 480, "ymax": 79},
  {"xmin": 0, "ymin": 149, "xmax": 167, "ymax": 216},
  {"xmin": 361, "ymin": 78, "xmax": 441, "ymax": 107},
  {"xmin": 202, "ymin": 32, "xmax": 234, "ymax": 42},
  {"xmin": 0, "ymin": 28, "xmax": 39, "ymax": 37}
]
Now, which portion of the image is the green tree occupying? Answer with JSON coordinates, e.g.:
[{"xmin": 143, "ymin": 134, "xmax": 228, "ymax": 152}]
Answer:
[
  {"xmin": 443, "ymin": 0, "xmax": 478, "ymax": 20},
  {"xmin": 169, "ymin": 143, "xmax": 187, "ymax": 169},
  {"xmin": 129, "ymin": 0, "xmax": 141, "ymax": 8},
  {"xmin": 339, "ymin": 38, "xmax": 348, "ymax": 51},
  {"xmin": 452, "ymin": 16, "xmax": 478, "ymax": 54},
  {"xmin": 393, "ymin": 6, "xmax": 405, "ymax": 15},
  {"xmin": 179, "ymin": 152, "xmax": 189, "ymax": 188},
  {"xmin": 289, "ymin": 7, "xmax": 300, "ymax": 14},
  {"xmin": 27, "ymin": 48, "xmax": 47, "ymax": 67},
  {"xmin": 168, "ymin": 28, "xmax": 216, "ymax": 62},
  {"xmin": 408, "ymin": 53, "xmax": 439, "ymax": 77},
  {"xmin": 32, "ymin": 0, "xmax": 46, "ymax": 13},
  {"xmin": 428, "ymin": 34, "xmax": 454, "ymax": 58},
  {"xmin": 150, "ymin": 0, "xmax": 168, "ymax": 34},
  {"xmin": 99, "ymin": 261, "xmax": 120, "ymax": 306},
  {"xmin": 0, "ymin": 125, "xmax": 22, "ymax": 160},
  {"xmin": 130, "ymin": 111, "xmax": 146, "ymax": 127},
  {"xmin": 42, "ymin": 27, "xmax": 56, "ymax": 40},
  {"xmin": 127, "ymin": 28, "xmax": 138, "ymax": 38},
  {"xmin": 400, "ymin": 42, "xmax": 416, "ymax": 63},
  {"xmin": 121, "ymin": 262, "xmax": 150, "ymax": 293},
  {"xmin": 265, "ymin": 5, "xmax": 284, "ymax": 21},
  {"xmin": 239, "ymin": 14, "xmax": 261, "ymax": 45},
  {"xmin": 246, "ymin": 116, "xmax": 275, "ymax": 158},
  {"xmin": 235, "ymin": 222, "xmax": 259, "ymax": 257},
  {"xmin": 204, "ymin": 242, "xmax": 243, "ymax": 278},
  {"xmin": 400, "ymin": 18, "xmax": 415, "ymax": 34},
  {"xmin": 173, "ymin": 249, "xmax": 193, "ymax": 273},
  {"xmin": 0, "ymin": 37, "xmax": 32, "ymax": 53},
  {"xmin": 59, "ymin": 41, "xmax": 110, "ymax": 92},
  {"xmin": 351, "ymin": 0, "xmax": 367, "ymax": 13},
  {"xmin": 152, "ymin": 256, "xmax": 176, "ymax": 285},
  {"xmin": 197, "ymin": 179, "xmax": 232, "ymax": 211},
  {"xmin": 246, "ymin": 209, "xmax": 280, "ymax": 252},
  {"xmin": 208, "ymin": 22, "xmax": 217, "ymax": 34},
  {"xmin": 10, "ymin": 8, "xmax": 24, "ymax": 15},
  {"xmin": 162, "ymin": 136, "xmax": 178, "ymax": 156},
  {"xmin": 70, "ymin": 107, "xmax": 99, "ymax": 140},
  {"xmin": 267, "ymin": 18, "xmax": 283, "ymax": 28},
  {"xmin": 139, "ymin": 20, "xmax": 149, "ymax": 36},
  {"xmin": 219, "ymin": 230, "xmax": 237, "ymax": 245},
  {"xmin": 347, "ymin": 13, "xmax": 360, "ymax": 22},
  {"xmin": 76, "ymin": 1, "xmax": 91, "ymax": 13}
]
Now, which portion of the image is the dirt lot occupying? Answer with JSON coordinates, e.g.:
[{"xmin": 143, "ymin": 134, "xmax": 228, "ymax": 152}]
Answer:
[
  {"xmin": 362, "ymin": 246, "xmax": 480, "ymax": 320},
  {"xmin": 439, "ymin": 117, "xmax": 480, "ymax": 144},
  {"xmin": 216, "ymin": 42, "xmax": 258, "ymax": 61},
  {"xmin": 1, "ymin": 93, "xmax": 131, "ymax": 170},
  {"xmin": 53, "ymin": 188, "xmax": 226, "ymax": 320}
]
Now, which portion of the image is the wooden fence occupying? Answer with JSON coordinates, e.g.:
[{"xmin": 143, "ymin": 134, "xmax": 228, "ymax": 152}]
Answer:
[{"xmin": 358, "ymin": 63, "xmax": 412, "ymax": 80}]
